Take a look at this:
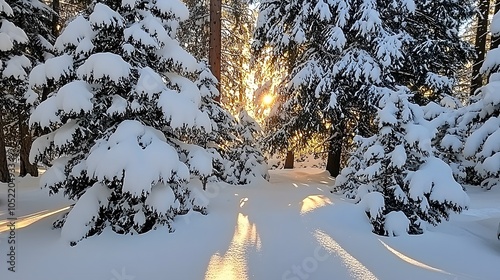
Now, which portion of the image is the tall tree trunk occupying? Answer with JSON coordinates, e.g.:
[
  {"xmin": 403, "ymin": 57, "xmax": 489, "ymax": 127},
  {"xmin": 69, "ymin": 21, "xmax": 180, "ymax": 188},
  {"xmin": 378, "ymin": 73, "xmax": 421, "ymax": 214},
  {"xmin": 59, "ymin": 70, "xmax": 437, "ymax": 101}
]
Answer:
[
  {"xmin": 284, "ymin": 151, "xmax": 294, "ymax": 169},
  {"xmin": 210, "ymin": 0, "xmax": 221, "ymax": 102},
  {"xmin": 326, "ymin": 120, "xmax": 345, "ymax": 177},
  {"xmin": 282, "ymin": 49, "xmax": 299, "ymax": 170},
  {"xmin": 470, "ymin": 0, "xmax": 490, "ymax": 95},
  {"xmin": 18, "ymin": 110, "xmax": 38, "ymax": 177},
  {"xmin": 0, "ymin": 111, "xmax": 10, "ymax": 182},
  {"xmin": 491, "ymin": 0, "xmax": 500, "ymax": 50},
  {"xmin": 52, "ymin": 0, "xmax": 60, "ymax": 37},
  {"xmin": 326, "ymin": 144, "xmax": 341, "ymax": 177}
]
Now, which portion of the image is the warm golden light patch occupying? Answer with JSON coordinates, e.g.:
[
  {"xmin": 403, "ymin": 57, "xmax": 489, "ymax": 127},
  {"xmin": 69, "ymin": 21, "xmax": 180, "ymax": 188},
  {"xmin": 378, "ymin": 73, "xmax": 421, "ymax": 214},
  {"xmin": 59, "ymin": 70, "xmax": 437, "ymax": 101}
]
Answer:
[
  {"xmin": 205, "ymin": 212, "xmax": 261, "ymax": 280},
  {"xmin": 300, "ymin": 195, "xmax": 333, "ymax": 215},
  {"xmin": 0, "ymin": 206, "xmax": 71, "ymax": 233}
]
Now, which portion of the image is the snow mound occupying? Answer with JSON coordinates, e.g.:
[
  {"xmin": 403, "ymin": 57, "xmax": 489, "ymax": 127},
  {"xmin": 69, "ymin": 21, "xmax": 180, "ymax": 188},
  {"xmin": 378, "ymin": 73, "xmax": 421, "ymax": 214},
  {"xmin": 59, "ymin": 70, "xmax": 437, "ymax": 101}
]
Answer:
[
  {"xmin": 145, "ymin": 182, "xmax": 177, "ymax": 214},
  {"xmin": 360, "ymin": 192, "xmax": 385, "ymax": 219},
  {"xmin": 385, "ymin": 211, "xmax": 409, "ymax": 237}
]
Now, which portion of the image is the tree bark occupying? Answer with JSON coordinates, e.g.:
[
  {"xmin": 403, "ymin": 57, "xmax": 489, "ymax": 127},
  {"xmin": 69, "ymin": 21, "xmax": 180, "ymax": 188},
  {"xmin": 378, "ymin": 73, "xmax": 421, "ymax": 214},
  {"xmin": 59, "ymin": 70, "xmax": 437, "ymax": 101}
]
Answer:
[
  {"xmin": 326, "ymin": 119, "xmax": 345, "ymax": 177},
  {"xmin": 326, "ymin": 142, "xmax": 341, "ymax": 177},
  {"xmin": 210, "ymin": 0, "xmax": 221, "ymax": 102},
  {"xmin": 470, "ymin": 0, "xmax": 490, "ymax": 95},
  {"xmin": 18, "ymin": 110, "xmax": 38, "ymax": 177},
  {"xmin": 284, "ymin": 150, "xmax": 294, "ymax": 169},
  {"xmin": 52, "ymin": 0, "xmax": 60, "ymax": 37},
  {"xmin": 0, "ymin": 111, "xmax": 10, "ymax": 182}
]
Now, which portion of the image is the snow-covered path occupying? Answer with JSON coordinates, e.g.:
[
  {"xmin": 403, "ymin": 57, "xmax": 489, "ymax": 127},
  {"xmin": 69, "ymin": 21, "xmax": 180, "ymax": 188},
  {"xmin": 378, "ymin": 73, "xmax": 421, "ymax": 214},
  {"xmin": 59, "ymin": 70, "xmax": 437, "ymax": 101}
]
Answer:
[
  {"xmin": 1, "ymin": 169, "xmax": 500, "ymax": 280},
  {"xmin": 203, "ymin": 170, "xmax": 378, "ymax": 280}
]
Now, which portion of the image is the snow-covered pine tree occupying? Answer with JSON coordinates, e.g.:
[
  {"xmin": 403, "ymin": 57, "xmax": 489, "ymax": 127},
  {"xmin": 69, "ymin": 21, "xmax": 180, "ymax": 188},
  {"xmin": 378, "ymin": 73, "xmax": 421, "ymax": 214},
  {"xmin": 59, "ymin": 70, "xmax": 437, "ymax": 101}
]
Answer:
[
  {"xmin": 332, "ymin": 135, "xmax": 375, "ymax": 200},
  {"xmin": 253, "ymin": 0, "xmax": 419, "ymax": 176},
  {"xmin": 224, "ymin": 109, "xmax": 269, "ymax": 184},
  {"xmin": 336, "ymin": 90, "xmax": 469, "ymax": 235},
  {"xmin": 456, "ymin": 11, "xmax": 500, "ymax": 189},
  {"xmin": 0, "ymin": 0, "xmax": 53, "ymax": 180},
  {"xmin": 28, "ymin": 0, "xmax": 238, "ymax": 245},
  {"xmin": 399, "ymin": 0, "xmax": 475, "ymax": 104}
]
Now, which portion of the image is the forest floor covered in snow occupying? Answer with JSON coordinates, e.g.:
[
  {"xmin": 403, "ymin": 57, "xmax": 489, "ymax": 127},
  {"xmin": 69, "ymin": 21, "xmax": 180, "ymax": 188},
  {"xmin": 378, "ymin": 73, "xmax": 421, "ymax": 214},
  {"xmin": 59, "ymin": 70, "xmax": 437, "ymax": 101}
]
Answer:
[{"xmin": 1, "ymin": 168, "xmax": 500, "ymax": 280}]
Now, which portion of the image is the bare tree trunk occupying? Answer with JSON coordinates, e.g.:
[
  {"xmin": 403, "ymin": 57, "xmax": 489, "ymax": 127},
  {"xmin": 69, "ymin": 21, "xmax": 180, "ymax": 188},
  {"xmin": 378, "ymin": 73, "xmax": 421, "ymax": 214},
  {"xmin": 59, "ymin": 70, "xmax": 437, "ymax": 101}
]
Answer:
[
  {"xmin": 0, "ymin": 111, "xmax": 10, "ymax": 182},
  {"xmin": 470, "ymin": 0, "xmax": 490, "ymax": 95},
  {"xmin": 18, "ymin": 110, "xmax": 38, "ymax": 177},
  {"xmin": 326, "ymin": 145, "xmax": 341, "ymax": 177},
  {"xmin": 284, "ymin": 151, "xmax": 294, "ymax": 169},
  {"xmin": 52, "ymin": 0, "xmax": 60, "ymax": 37},
  {"xmin": 326, "ymin": 120, "xmax": 345, "ymax": 177},
  {"xmin": 210, "ymin": 0, "xmax": 221, "ymax": 102}
]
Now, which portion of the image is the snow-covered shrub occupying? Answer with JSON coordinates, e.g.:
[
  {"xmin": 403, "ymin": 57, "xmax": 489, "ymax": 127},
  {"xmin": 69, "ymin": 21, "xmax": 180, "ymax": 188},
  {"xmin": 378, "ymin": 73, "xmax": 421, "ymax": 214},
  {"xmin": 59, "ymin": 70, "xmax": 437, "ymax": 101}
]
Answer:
[
  {"xmin": 28, "ymin": 0, "xmax": 244, "ymax": 245},
  {"xmin": 336, "ymin": 90, "xmax": 469, "ymax": 235}
]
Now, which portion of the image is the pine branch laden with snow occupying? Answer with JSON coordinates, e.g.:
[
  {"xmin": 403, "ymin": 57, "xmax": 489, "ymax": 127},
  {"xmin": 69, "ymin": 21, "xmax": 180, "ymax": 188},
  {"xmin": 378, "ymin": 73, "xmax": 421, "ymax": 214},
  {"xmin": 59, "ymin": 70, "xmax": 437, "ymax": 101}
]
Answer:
[
  {"xmin": 421, "ymin": 99, "xmax": 467, "ymax": 184},
  {"xmin": 0, "ymin": 0, "xmax": 53, "ymax": 109},
  {"xmin": 336, "ymin": 90, "xmax": 469, "ymax": 236},
  {"xmin": 400, "ymin": 0, "xmax": 474, "ymax": 103},
  {"xmin": 28, "ymin": 0, "xmax": 244, "ymax": 245},
  {"xmin": 457, "ymin": 49, "xmax": 500, "ymax": 189}
]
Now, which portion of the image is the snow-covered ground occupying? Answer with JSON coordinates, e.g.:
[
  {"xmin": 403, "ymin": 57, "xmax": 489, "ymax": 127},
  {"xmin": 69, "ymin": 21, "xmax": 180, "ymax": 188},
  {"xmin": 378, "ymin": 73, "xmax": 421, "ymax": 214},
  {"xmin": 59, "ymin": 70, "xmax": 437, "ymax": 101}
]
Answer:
[{"xmin": 1, "ymin": 168, "xmax": 499, "ymax": 280}]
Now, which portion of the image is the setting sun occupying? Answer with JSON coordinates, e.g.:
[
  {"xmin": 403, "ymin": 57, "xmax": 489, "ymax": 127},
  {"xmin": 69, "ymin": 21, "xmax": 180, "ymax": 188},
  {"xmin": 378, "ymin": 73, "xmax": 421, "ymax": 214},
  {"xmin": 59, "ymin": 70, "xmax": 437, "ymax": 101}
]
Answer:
[{"xmin": 262, "ymin": 94, "xmax": 274, "ymax": 106}]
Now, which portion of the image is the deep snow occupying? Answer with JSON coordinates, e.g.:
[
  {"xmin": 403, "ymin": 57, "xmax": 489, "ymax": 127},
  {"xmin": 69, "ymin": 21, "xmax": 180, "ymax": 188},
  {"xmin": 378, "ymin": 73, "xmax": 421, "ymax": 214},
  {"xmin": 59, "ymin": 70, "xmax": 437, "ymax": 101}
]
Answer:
[{"xmin": 1, "ymin": 168, "xmax": 500, "ymax": 280}]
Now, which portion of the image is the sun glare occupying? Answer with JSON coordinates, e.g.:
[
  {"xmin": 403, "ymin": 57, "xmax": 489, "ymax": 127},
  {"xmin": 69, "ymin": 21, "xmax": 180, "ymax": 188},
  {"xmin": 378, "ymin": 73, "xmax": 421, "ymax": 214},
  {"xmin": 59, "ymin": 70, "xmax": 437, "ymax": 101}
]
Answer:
[{"xmin": 262, "ymin": 94, "xmax": 274, "ymax": 106}]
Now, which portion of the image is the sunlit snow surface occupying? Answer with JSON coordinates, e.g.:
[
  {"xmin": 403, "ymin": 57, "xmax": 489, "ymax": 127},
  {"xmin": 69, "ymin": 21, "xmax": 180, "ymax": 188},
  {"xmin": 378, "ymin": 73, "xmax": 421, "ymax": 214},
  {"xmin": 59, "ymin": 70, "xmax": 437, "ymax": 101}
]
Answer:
[{"xmin": 1, "ymin": 169, "xmax": 500, "ymax": 280}]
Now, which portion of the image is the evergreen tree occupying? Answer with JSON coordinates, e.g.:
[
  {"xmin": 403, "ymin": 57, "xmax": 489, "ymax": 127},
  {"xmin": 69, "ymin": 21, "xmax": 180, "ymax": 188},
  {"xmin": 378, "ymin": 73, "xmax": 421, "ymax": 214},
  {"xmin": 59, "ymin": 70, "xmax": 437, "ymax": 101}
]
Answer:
[
  {"xmin": 224, "ymin": 109, "xmax": 269, "ymax": 184},
  {"xmin": 457, "ymin": 13, "xmax": 500, "ymax": 189},
  {"xmin": 0, "ymin": 0, "xmax": 53, "ymax": 181},
  {"xmin": 336, "ymin": 90, "xmax": 469, "ymax": 235},
  {"xmin": 253, "ymin": 0, "xmax": 417, "ymax": 176},
  {"xmin": 28, "ymin": 0, "xmax": 241, "ymax": 245},
  {"xmin": 400, "ymin": 0, "xmax": 475, "ymax": 104}
]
